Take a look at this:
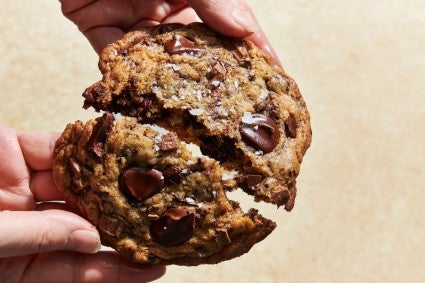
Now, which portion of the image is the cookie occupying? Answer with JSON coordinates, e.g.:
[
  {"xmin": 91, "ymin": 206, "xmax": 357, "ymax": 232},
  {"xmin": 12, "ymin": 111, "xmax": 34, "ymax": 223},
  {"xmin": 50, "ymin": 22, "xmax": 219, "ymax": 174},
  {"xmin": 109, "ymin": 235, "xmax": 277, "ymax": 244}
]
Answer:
[
  {"xmin": 53, "ymin": 113, "xmax": 276, "ymax": 265},
  {"xmin": 83, "ymin": 23, "xmax": 311, "ymax": 210}
]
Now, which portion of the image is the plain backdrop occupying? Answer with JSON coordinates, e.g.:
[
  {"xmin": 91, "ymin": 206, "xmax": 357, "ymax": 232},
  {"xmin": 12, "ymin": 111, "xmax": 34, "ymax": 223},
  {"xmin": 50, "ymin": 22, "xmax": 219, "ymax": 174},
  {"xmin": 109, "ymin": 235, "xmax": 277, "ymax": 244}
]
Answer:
[{"xmin": 1, "ymin": 1, "xmax": 424, "ymax": 282}]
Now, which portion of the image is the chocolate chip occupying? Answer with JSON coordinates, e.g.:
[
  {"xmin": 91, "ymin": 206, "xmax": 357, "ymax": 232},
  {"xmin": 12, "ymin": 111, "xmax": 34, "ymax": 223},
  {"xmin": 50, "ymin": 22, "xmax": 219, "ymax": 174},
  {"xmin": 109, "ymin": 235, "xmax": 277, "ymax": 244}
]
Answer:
[
  {"xmin": 158, "ymin": 132, "xmax": 180, "ymax": 152},
  {"xmin": 98, "ymin": 215, "xmax": 125, "ymax": 238},
  {"xmin": 87, "ymin": 112, "xmax": 115, "ymax": 157},
  {"xmin": 233, "ymin": 41, "xmax": 251, "ymax": 67},
  {"xmin": 68, "ymin": 158, "xmax": 84, "ymax": 191},
  {"xmin": 162, "ymin": 165, "xmax": 185, "ymax": 185},
  {"xmin": 119, "ymin": 167, "xmax": 164, "ymax": 201},
  {"xmin": 83, "ymin": 84, "xmax": 106, "ymax": 110},
  {"xmin": 209, "ymin": 62, "xmax": 226, "ymax": 82},
  {"xmin": 150, "ymin": 208, "xmax": 196, "ymax": 246},
  {"xmin": 236, "ymin": 174, "xmax": 263, "ymax": 192},
  {"xmin": 284, "ymin": 116, "xmax": 297, "ymax": 138},
  {"xmin": 215, "ymin": 228, "xmax": 231, "ymax": 248},
  {"xmin": 239, "ymin": 113, "xmax": 280, "ymax": 153},
  {"xmin": 164, "ymin": 35, "xmax": 205, "ymax": 55}
]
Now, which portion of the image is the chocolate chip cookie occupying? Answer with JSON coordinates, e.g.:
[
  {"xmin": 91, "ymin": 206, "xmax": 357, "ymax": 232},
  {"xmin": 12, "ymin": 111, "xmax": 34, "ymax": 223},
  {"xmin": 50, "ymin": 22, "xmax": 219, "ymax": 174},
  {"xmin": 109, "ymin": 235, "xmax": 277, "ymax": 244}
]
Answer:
[
  {"xmin": 53, "ymin": 113, "xmax": 276, "ymax": 265},
  {"xmin": 83, "ymin": 23, "xmax": 311, "ymax": 210}
]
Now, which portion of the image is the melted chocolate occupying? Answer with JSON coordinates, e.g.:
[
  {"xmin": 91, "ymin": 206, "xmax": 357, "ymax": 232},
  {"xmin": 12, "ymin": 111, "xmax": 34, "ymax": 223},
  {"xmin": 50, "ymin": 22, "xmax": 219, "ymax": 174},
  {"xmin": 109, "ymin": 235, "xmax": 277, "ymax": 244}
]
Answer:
[
  {"xmin": 150, "ymin": 208, "xmax": 196, "ymax": 246},
  {"xmin": 165, "ymin": 35, "xmax": 205, "ymax": 55},
  {"xmin": 87, "ymin": 112, "xmax": 115, "ymax": 157},
  {"xmin": 239, "ymin": 113, "xmax": 279, "ymax": 153},
  {"xmin": 119, "ymin": 167, "xmax": 164, "ymax": 201}
]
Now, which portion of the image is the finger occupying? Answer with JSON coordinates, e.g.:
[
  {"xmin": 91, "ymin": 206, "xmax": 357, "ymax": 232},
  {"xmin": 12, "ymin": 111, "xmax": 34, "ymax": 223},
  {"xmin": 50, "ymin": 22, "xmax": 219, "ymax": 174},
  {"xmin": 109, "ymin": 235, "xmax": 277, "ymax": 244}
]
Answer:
[
  {"xmin": 161, "ymin": 5, "xmax": 202, "ymax": 25},
  {"xmin": 187, "ymin": 0, "xmax": 260, "ymax": 36},
  {"xmin": 246, "ymin": 31, "xmax": 282, "ymax": 66},
  {"xmin": 83, "ymin": 26, "xmax": 126, "ymax": 54},
  {"xmin": 20, "ymin": 251, "xmax": 166, "ymax": 283},
  {"xmin": 62, "ymin": 0, "xmax": 187, "ymax": 32},
  {"xmin": 0, "ymin": 209, "xmax": 100, "ymax": 258},
  {"xmin": 62, "ymin": 0, "xmax": 135, "ymax": 32},
  {"xmin": 60, "ymin": 0, "xmax": 96, "ymax": 16},
  {"xmin": 128, "ymin": 6, "xmax": 201, "ymax": 31},
  {"xmin": 187, "ymin": 0, "xmax": 281, "ymax": 62},
  {"xmin": 30, "ymin": 170, "xmax": 62, "ymax": 202},
  {"xmin": 0, "ymin": 126, "xmax": 29, "ymax": 186},
  {"xmin": 0, "ymin": 125, "xmax": 34, "ymax": 210},
  {"xmin": 36, "ymin": 201, "xmax": 72, "ymax": 211},
  {"xmin": 17, "ymin": 131, "xmax": 60, "ymax": 171}
]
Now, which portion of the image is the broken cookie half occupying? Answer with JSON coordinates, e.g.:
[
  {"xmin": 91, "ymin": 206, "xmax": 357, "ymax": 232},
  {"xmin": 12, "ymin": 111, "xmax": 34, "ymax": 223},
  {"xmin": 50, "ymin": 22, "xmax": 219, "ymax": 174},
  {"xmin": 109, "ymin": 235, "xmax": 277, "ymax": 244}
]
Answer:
[
  {"xmin": 53, "ymin": 113, "xmax": 275, "ymax": 265},
  {"xmin": 83, "ymin": 23, "xmax": 311, "ymax": 210}
]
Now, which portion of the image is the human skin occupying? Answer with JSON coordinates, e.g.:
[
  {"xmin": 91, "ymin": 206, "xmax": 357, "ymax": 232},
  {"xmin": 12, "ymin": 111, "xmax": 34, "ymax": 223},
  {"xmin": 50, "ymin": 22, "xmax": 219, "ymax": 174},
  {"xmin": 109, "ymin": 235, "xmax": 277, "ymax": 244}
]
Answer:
[
  {"xmin": 0, "ymin": 125, "xmax": 166, "ymax": 283},
  {"xmin": 60, "ymin": 0, "xmax": 281, "ymax": 63}
]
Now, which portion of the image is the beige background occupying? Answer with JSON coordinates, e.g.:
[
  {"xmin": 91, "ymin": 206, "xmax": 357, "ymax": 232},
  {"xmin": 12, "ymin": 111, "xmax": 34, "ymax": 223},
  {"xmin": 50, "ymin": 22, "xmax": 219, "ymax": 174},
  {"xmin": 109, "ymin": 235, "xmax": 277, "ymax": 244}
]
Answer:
[{"xmin": 1, "ymin": 0, "xmax": 424, "ymax": 282}]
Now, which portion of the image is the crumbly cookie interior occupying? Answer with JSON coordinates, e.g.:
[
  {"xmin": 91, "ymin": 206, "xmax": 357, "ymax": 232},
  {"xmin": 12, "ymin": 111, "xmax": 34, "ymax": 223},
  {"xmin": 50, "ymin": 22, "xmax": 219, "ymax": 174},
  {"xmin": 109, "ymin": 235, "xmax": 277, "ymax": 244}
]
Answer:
[
  {"xmin": 83, "ymin": 23, "xmax": 312, "ymax": 210},
  {"xmin": 54, "ymin": 114, "xmax": 275, "ymax": 264}
]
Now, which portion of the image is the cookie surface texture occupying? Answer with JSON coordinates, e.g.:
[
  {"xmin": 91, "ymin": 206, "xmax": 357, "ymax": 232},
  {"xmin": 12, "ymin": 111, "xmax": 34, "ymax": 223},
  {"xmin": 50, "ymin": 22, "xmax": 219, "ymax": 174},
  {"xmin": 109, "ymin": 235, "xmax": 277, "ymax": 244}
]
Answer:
[
  {"xmin": 83, "ymin": 22, "xmax": 312, "ymax": 210},
  {"xmin": 53, "ymin": 114, "xmax": 276, "ymax": 265}
]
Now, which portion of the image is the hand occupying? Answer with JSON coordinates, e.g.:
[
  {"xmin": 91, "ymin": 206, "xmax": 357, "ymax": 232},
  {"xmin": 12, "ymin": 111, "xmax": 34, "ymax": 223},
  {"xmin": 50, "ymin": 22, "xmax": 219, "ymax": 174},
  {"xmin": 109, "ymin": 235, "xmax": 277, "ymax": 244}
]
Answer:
[
  {"xmin": 0, "ymin": 125, "xmax": 165, "ymax": 283},
  {"xmin": 61, "ymin": 0, "xmax": 280, "ymax": 62}
]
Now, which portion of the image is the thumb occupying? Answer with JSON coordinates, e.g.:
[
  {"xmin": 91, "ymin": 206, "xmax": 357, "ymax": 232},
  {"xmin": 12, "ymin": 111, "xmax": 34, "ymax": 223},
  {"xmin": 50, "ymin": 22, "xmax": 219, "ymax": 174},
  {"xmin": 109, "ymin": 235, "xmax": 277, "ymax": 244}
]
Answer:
[
  {"xmin": 0, "ymin": 209, "xmax": 101, "ymax": 258},
  {"xmin": 187, "ymin": 0, "xmax": 260, "ymax": 37},
  {"xmin": 187, "ymin": 0, "xmax": 281, "ymax": 64}
]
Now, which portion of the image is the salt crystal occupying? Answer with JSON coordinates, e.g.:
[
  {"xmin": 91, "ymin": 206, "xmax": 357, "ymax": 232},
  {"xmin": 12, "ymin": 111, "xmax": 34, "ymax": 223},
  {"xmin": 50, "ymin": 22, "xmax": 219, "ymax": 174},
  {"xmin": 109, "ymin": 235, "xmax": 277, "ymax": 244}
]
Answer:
[
  {"xmin": 184, "ymin": 197, "xmax": 196, "ymax": 205},
  {"xmin": 113, "ymin": 113, "xmax": 124, "ymax": 120},
  {"xmin": 189, "ymin": 109, "xmax": 204, "ymax": 116},
  {"xmin": 216, "ymin": 106, "xmax": 228, "ymax": 117},
  {"xmin": 146, "ymin": 124, "xmax": 170, "ymax": 136},
  {"xmin": 168, "ymin": 63, "xmax": 180, "ymax": 71},
  {"xmin": 259, "ymin": 89, "xmax": 268, "ymax": 100},
  {"xmin": 222, "ymin": 171, "xmax": 238, "ymax": 180},
  {"xmin": 195, "ymin": 90, "xmax": 203, "ymax": 101},
  {"xmin": 212, "ymin": 80, "xmax": 220, "ymax": 87},
  {"xmin": 242, "ymin": 112, "xmax": 256, "ymax": 124}
]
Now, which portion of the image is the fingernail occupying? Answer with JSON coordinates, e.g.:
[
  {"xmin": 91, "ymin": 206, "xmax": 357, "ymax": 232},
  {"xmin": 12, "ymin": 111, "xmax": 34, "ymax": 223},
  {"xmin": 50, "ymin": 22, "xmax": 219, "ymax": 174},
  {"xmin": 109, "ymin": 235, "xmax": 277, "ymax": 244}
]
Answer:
[
  {"xmin": 231, "ymin": 8, "xmax": 261, "ymax": 33},
  {"xmin": 69, "ymin": 230, "xmax": 101, "ymax": 253}
]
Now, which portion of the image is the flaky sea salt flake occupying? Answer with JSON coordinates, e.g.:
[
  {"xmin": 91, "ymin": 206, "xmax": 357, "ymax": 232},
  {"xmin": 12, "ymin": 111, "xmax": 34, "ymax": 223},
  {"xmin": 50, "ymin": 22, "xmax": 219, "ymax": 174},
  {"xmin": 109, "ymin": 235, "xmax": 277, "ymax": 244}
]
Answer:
[{"xmin": 189, "ymin": 108, "xmax": 204, "ymax": 116}]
